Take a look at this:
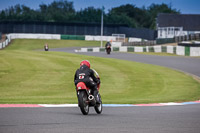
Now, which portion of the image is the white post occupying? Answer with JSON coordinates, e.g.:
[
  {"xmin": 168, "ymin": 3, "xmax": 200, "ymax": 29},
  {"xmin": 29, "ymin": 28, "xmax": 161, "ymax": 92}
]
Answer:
[{"xmin": 101, "ymin": 6, "xmax": 104, "ymax": 48}]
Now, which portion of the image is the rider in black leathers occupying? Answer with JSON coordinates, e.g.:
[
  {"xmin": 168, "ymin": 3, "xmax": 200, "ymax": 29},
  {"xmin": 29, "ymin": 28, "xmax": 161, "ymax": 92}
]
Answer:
[
  {"xmin": 105, "ymin": 41, "xmax": 111, "ymax": 49},
  {"xmin": 74, "ymin": 60, "xmax": 100, "ymax": 103}
]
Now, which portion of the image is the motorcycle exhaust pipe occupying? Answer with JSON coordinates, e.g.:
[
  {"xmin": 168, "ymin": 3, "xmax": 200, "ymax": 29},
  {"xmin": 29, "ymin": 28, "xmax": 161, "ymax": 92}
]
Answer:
[{"xmin": 88, "ymin": 95, "xmax": 96, "ymax": 105}]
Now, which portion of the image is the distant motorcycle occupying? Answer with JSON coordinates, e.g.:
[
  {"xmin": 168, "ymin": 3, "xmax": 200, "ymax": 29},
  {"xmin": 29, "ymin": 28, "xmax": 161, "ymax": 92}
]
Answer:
[
  {"xmin": 76, "ymin": 69, "xmax": 102, "ymax": 115},
  {"xmin": 44, "ymin": 44, "xmax": 49, "ymax": 51},
  {"xmin": 106, "ymin": 45, "xmax": 111, "ymax": 54}
]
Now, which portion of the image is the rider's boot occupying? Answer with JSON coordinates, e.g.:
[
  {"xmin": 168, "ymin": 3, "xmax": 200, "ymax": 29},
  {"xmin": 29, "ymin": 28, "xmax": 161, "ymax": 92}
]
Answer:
[{"xmin": 93, "ymin": 90, "xmax": 101, "ymax": 104}]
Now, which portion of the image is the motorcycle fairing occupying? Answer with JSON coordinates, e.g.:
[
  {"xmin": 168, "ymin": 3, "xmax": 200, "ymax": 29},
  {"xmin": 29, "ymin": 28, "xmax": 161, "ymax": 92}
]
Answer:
[{"xmin": 76, "ymin": 82, "xmax": 89, "ymax": 91}]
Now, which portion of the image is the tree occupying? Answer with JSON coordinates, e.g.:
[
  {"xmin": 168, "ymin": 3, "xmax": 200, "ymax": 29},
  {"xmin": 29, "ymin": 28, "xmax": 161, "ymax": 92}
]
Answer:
[
  {"xmin": 39, "ymin": 0, "xmax": 75, "ymax": 22},
  {"xmin": 107, "ymin": 4, "xmax": 150, "ymax": 28},
  {"xmin": 0, "ymin": 1, "xmax": 180, "ymax": 29},
  {"xmin": 105, "ymin": 11, "xmax": 137, "ymax": 28},
  {"xmin": 75, "ymin": 7, "xmax": 102, "ymax": 23},
  {"xmin": 0, "ymin": 10, "xmax": 6, "ymax": 20}
]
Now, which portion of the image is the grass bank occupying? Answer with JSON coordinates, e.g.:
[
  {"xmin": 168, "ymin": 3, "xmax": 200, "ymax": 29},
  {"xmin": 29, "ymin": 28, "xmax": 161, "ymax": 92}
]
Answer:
[
  {"xmin": 7, "ymin": 39, "xmax": 102, "ymax": 50},
  {"xmin": 0, "ymin": 39, "xmax": 200, "ymax": 104}
]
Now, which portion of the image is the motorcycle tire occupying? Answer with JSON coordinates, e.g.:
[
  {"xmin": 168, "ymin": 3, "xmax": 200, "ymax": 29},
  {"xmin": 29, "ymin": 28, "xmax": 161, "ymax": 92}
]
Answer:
[
  {"xmin": 94, "ymin": 94, "xmax": 102, "ymax": 114},
  {"xmin": 78, "ymin": 91, "xmax": 89, "ymax": 115},
  {"xmin": 107, "ymin": 49, "xmax": 111, "ymax": 54}
]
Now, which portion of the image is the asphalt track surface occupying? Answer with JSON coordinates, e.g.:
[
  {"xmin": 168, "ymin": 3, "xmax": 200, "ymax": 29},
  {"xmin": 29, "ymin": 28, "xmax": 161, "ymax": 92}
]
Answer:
[
  {"xmin": 1, "ymin": 105, "xmax": 200, "ymax": 133},
  {"xmin": 1, "ymin": 47, "xmax": 200, "ymax": 133}
]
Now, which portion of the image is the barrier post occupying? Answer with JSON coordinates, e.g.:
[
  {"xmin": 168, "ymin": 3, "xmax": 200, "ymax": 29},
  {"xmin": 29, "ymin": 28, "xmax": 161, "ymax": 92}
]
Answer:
[{"xmin": 185, "ymin": 46, "xmax": 190, "ymax": 56}]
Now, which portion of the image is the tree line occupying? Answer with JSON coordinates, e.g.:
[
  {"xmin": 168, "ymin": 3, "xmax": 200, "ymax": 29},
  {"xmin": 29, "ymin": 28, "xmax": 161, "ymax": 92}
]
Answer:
[{"xmin": 0, "ymin": 0, "xmax": 180, "ymax": 29}]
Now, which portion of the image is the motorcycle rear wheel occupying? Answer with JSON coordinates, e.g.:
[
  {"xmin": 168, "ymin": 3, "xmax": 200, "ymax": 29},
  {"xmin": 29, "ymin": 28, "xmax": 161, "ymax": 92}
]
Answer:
[
  {"xmin": 78, "ymin": 91, "xmax": 89, "ymax": 115},
  {"xmin": 94, "ymin": 94, "xmax": 102, "ymax": 114}
]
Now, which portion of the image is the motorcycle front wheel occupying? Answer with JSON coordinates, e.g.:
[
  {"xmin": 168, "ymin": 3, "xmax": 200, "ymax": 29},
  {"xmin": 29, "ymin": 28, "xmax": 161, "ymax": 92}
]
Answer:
[
  {"xmin": 94, "ymin": 94, "xmax": 102, "ymax": 114},
  {"xmin": 78, "ymin": 91, "xmax": 89, "ymax": 115},
  {"xmin": 106, "ymin": 49, "xmax": 111, "ymax": 54}
]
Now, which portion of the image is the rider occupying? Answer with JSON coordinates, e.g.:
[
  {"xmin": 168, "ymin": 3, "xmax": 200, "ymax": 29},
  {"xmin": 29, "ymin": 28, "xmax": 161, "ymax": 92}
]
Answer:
[
  {"xmin": 74, "ymin": 60, "xmax": 100, "ymax": 103},
  {"xmin": 44, "ymin": 43, "xmax": 49, "ymax": 51},
  {"xmin": 105, "ymin": 40, "xmax": 112, "ymax": 49}
]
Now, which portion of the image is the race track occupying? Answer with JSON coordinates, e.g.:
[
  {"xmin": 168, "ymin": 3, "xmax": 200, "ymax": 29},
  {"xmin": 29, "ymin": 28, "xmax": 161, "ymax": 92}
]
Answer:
[
  {"xmin": 1, "ymin": 47, "xmax": 200, "ymax": 133},
  {"xmin": 1, "ymin": 105, "xmax": 200, "ymax": 133}
]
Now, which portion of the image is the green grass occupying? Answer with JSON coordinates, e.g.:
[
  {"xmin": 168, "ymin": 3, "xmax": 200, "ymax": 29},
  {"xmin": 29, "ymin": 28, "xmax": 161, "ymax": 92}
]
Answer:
[
  {"xmin": 0, "ymin": 39, "xmax": 200, "ymax": 104},
  {"xmin": 7, "ymin": 39, "xmax": 102, "ymax": 50}
]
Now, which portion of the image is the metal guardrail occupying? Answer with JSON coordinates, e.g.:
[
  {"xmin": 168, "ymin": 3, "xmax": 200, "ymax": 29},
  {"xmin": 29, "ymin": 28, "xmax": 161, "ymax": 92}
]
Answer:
[
  {"xmin": 0, "ymin": 35, "xmax": 11, "ymax": 49},
  {"xmin": 122, "ymin": 41, "xmax": 156, "ymax": 46},
  {"xmin": 174, "ymin": 33, "xmax": 200, "ymax": 42},
  {"xmin": 156, "ymin": 33, "xmax": 200, "ymax": 44}
]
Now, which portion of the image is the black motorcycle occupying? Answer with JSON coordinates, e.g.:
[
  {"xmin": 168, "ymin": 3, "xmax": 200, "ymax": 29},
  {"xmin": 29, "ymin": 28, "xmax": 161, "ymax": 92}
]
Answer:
[{"xmin": 106, "ymin": 45, "xmax": 111, "ymax": 54}]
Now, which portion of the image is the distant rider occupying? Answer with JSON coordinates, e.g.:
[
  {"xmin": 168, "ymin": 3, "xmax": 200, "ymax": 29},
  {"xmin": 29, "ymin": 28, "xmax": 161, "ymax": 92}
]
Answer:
[
  {"xmin": 44, "ymin": 43, "xmax": 49, "ymax": 51},
  {"xmin": 105, "ymin": 41, "xmax": 111, "ymax": 49},
  {"xmin": 74, "ymin": 60, "xmax": 100, "ymax": 103}
]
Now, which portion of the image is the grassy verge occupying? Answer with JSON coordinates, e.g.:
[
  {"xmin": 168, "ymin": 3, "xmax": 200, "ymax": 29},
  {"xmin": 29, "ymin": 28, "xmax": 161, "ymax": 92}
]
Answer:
[
  {"xmin": 0, "ymin": 39, "xmax": 200, "ymax": 104},
  {"xmin": 7, "ymin": 39, "xmax": 103, "ymax": 50}
]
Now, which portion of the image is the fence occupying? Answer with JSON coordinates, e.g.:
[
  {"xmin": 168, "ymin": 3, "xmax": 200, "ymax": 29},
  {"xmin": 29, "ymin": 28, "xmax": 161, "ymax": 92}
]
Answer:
[
  {"xmin": 0, "ymin": 33, "xmax": 61, "ymax": 50},
  {"xmin": 122, "ymin": 41, "xmax": 156, "ymax": 46},
  {"xmin": 85, "ymin": 35, "xmax": 116, "ymax": 41},
  {"xmin": 9, "ymin": 33, "xmax": 60, "ymax": 40},
  {"xmin": 61, "ymin": 35, "xmax": 85, "ymax": 40},
  {"xmin": 156, "ymin": 33, "xmax": 200, "ymax": 44},
  {"xmin": 156, "ymin": 38, "xmax": 175, "ymax": 44},
  {"xmin": 4, "ymin": 33, "xmax": 117, "ymax": 41},
  {"xmin": 174, "ymin": 33, "xmax": 200, "ymax": 42},
  {"xmin": 0, "ymin": 35, "xmax": 11, "ymax": 49},
  {"xmin": 0, "ymin": 21, "xmax": 157, "ymax": 40},
  {"xmin": 118, "ymin": 27, "xmax": 157, "ymax": 40}
]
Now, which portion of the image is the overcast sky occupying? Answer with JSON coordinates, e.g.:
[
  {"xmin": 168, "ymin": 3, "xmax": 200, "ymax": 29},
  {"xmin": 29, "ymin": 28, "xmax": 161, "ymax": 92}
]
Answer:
[{"xmin": 0, "ymin": 0, "xmax": 199, "ymax": 14}]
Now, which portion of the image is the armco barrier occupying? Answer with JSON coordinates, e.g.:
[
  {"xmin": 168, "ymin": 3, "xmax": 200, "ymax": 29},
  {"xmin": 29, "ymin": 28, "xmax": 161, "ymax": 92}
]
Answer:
[
  {"xmin": 176, "ymin": 46, "xmax": 185, "ymax": 56},
  {"xmin": 1, "ymin": 33, "xmax": 62, "ymax": 50},
  {"xmin": 100, "ymin": 48, "xmax": 105, "ymax": 52},
  {"xmin": 127, "ymin": 46, "xmax": 134, "ymax": 52},
  {"xmin": 9, "ymin": 33, "xmax": 60, "ymax": 40},
  {"xmin": 61, "ymin": 35, "xmax": 85, "ymax": 40},
  {"xmin": 113, "ymin": 47, "xmax": 119, "ymax": 51},
  {"xmin": 166, "ymin": 46, "xmax": 173, "ymax": 54},
  {"xmin": 135, "ymin": 47, "xmax": 143, "ymax": 52},
  {"xmin": 0, "ymin": 35, "xmax": 11, "ymax": 50},
  {"xmin": 0, "ymin": 33, "xmax": 51, "ymax": 50},
  {"xmin": 93, "ymin": 47, "xmax": 100, "ymax": 52},
  {"xmin": 123, "ymin": 40, "xmax": 156, "ymax": 46},
  {"xmin": 85, "ymin": 35, "xmax": 116, "ymax": 41},
  {"xmin": 190, "ymin": 47, "xmax": 200, "ymax": 56},
  {"xmin": 156, "ymin": 38, "xmax": 175, "ymax": 44},
  {"xmin": 119, "ymin": 46, "xmax": 127, "ymax": 52},
  {"xmin": 75, "ymin": 46, "xmax": 200, "ymax": 56},
  {"xmin": 128, "ymin": 37, "xmax": 142, "ymax": 42},
  {"xmin": 161, "ymin": 46, "xmax": 167, "ymax": 52},
  {"xmin": 154, "ymin": 46, "xmax": 162, "ymax": 53}
]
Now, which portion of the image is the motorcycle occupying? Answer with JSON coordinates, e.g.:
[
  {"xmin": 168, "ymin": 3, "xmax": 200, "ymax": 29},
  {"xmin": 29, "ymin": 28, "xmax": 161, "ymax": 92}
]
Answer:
[
  {"xmin": 106, "ymin": 45, "xmax": 111, "ymax": 54},
  {"xmin": 44, "ymin": 45, "xmax": 49, "ymax": 51},
  {"xmin": 76, "ymin": 69, "xmax": 102, "ymax": 115}
]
